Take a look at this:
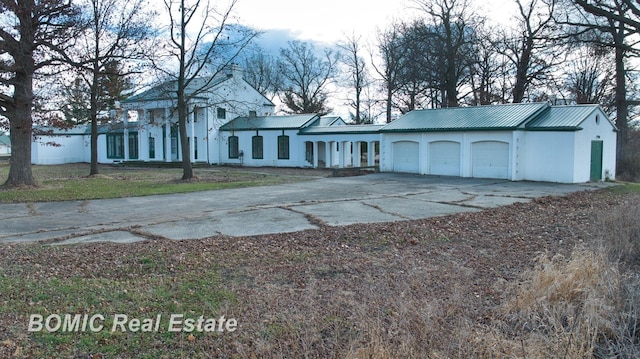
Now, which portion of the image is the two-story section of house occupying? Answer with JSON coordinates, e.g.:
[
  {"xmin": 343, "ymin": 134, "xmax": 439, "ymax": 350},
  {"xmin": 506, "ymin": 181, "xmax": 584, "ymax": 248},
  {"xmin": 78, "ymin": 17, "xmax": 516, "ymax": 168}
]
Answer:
[{"xmin": 100, "ymin": 65, "xmax": 275, "ymax": 164}]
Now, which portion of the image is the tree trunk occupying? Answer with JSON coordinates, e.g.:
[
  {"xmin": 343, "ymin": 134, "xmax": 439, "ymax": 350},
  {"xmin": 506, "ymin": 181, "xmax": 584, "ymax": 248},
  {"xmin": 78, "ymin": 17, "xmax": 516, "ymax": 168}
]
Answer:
[
  {"xmin": 4, "ymin": 68, "xmax": 36, "ymax": 187},
  {"xmin": 6, "ymin": 116, "xmax": 36, "ymax": 187},
  {"xmin": 90, "ymin": 118, "xmax": 99, "ymax": 175},
  {"xmin": 90, "ymin": 69, "xmax": 100, "ymax": 176},
  {"xmin": 386, "ymin": 85, "xmax": 393, "ymax": 123},
  {"xmin": 177, "ymin": 94, "xmax": 193, "ymax": 180},
  {"xmin": 614, "ymin": 29, "xmax": 628, "ymax": 165},
  {"xmin": 512, "ymin": 39, "xmax": 532, "ymax": 104}
]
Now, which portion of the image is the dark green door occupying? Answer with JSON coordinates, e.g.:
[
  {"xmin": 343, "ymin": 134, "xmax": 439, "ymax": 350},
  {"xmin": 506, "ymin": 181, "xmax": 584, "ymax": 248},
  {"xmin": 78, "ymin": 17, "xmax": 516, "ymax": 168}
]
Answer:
[{"xmin": 590, "ymin": 140, "xmax": 603, "ymax": 181}]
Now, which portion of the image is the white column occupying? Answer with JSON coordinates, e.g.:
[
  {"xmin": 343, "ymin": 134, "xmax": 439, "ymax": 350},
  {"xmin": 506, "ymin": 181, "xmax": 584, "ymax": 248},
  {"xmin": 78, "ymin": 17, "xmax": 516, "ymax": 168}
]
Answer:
[
  {"xmin": 352, "ymin": 141, "xmax": 360, "ymax": 167},
  {"xmin": 338, "ymin": 141, "xmax": 345, "ymax": 168},
  {"xmin": 325, "ymin": 141, "xmax": 331, "ymax": 168},
  {"xmin": 123, "ymin": 110, "xmax": 129, "ymax": 161},
  {"xmin": 139, "ymin": 110, "xmax": 147, "ymax": 161},
  {"xmin": 313, "ymin": 141, "xmax": 319, "ymax": 168},
  {"xmin": 165, "ymin": 108, "xmax": 171, "ymax": 162},
  {"xmin": 368, "ymin": 141, "xmax": 375, "ymax": 166},
  {"xmin": 189, "ymin": 107, "xmax": 195, "ymax": 162}
]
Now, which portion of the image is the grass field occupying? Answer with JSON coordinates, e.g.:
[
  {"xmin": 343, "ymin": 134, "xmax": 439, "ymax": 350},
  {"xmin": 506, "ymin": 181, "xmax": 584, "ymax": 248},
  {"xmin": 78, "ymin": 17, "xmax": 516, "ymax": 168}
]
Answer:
[{"xmin": 0, "ymin": 163, "xmax": 329, "ymax": 203}]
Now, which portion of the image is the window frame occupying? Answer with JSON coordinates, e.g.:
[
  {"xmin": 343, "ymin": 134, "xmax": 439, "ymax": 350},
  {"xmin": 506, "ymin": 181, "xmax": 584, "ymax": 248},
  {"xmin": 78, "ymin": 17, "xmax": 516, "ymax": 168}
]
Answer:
[
  {"xmin": 228, "ymin": 135, "xmax": 239, "ymax": 159},
  {"xmin": 277, "ymin": 135, "xmax": 290, "ymax": 160},
  {"xmin": 252, "ymin": 135, "xmax": 263, "ymax": 159}
]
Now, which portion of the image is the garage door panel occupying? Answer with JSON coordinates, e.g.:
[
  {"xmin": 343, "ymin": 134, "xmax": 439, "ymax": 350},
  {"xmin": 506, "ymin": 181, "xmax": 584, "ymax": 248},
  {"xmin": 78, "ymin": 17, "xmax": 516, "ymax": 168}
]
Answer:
[
  {"xmin": 429, "ymin": 141, "xmax": 461, "ymax": 176},
  {"xmin": 393, "ymin": 141, "xmax": 419, "ymax": 173},
  {"xmin": 472, "ymin": 141, "xmax": 509, "ymax": 179}
]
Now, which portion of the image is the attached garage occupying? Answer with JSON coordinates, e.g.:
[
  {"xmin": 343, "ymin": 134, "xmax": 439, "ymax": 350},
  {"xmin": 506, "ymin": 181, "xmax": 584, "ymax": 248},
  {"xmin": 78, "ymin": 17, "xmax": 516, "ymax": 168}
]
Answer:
[
  {"xmin": 429, "ymin": 141, "xmax": 461, "ymax": 176},
  {"xmin": 392, "ymin": 141, "xmax": 419, "ymax": 173},
  {"xmin": 471, "ymin": 141, "xmax": 509, "ymax": 179},
  {"xmin": 378, "ymin": 102, "xmax": 617, "ymax": 183}
]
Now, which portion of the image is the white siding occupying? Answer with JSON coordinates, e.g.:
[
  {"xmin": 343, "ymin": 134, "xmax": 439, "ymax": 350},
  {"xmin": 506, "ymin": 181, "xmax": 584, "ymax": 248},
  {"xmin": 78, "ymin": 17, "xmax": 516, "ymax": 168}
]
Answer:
[
  {"xmin": 572, "ymin": 110, "xmax": 617, "ymax": 182},
  {"xmin": 219, "ymin": 129, "xmax": 301, "ymax": 167},
  {"xmin": 32, "ymin": 135, "xmax": 88, "ymax": 165},
  {"xmin": 522, "ymin": 131, "xmax": 576, "ymax": 183}
]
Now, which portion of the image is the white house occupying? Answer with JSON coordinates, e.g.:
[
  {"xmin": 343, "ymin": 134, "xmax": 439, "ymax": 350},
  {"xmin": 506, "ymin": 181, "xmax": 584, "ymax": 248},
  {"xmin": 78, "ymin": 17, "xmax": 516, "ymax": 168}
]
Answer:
[
  {"xmin": 107, "ymin": 65, "xmax": 276, "ymax": 165},
  {"xmin": 218, "ymin": 114, "xmax": 383, "ymax": 168},
  {"xmin": 31, "ymin": 81, "xmax": 616, "ymax": 183},
  {"xmin": 378, "ymin": 103, "xmax": 617, "ymax": 183}
]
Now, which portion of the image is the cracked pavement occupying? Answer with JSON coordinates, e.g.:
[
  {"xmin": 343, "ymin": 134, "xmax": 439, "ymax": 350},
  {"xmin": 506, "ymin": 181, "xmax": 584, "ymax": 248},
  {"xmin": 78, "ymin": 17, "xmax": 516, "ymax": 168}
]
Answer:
[{"xmin": 0, "ymin": 173, "xmax": 611, "ymax": 245}]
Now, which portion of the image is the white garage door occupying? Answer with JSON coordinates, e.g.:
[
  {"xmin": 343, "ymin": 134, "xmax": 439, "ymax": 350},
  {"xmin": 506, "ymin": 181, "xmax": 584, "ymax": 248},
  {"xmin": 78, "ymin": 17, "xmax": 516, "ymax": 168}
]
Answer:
[
  {"xmin": 392, "ymin": 141, "xmax": 420, "ymax": 173},
  {"xmin": 472, "ymin": 141, "xmax": 510, "ymax": 179},
  {"xmin": 429, "ymin": 141, "xmax": 461, "ymax": 176}
]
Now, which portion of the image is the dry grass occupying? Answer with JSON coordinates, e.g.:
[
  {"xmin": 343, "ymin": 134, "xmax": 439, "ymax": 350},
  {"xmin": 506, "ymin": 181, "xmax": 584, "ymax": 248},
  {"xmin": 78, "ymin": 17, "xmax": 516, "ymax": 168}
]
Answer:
[
  {"xmin": 0, "ymin": 189, "xmax": 638, "ymax": 357},
  {"xmin": 465, "ymin": 198, "xmax": 640, "ymax": 359}
]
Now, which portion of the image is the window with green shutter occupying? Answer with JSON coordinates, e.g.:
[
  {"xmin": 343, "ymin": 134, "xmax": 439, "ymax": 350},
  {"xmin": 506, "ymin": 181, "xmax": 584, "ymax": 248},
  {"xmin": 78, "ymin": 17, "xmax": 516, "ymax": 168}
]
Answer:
[
  {"xmin": 229, "ymin": 136, "xmax": 239, "ymax": 159},
  {"xmin": 107, "ymin": 133, "xmax": 124, "ymax": 159},
  {"xmin": 278, "ymin": 135, "xmax": 289, "ymax": 160},
  {"xmin": 252, "ymin": 135, "xmax": 263, "ymax": 159}
]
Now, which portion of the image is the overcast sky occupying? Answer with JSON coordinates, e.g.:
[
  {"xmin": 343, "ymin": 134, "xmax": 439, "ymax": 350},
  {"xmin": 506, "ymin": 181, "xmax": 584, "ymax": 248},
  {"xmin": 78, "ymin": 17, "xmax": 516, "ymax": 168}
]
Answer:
[
  {"xmin": 233, "ymin": 0, "xmax": 518, "ymax": 44},
  {"xmin": 234, "ymin": 0, "xmax": 412, "ymax": 44}
]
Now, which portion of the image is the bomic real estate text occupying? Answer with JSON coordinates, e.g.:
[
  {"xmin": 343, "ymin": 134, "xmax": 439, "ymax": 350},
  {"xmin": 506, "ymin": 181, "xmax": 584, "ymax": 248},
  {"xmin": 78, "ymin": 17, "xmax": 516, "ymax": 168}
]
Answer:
[{"xmin": 28, "ymin": 313, "xmax": 238, "ymax": 333}]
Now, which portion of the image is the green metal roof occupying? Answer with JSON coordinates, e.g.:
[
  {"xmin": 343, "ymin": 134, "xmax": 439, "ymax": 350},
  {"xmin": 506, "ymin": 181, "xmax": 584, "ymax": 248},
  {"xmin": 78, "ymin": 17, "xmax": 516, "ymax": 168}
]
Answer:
[
  {"xmin": 0, "ymin": 134, "xmax": 10, "ymax": 146},
  {"xmin": 380, "ymin": 102, "xmax": 549, "ymax": 132},
  {"xmin": 525, "ymin": 105, "xmax": 616, "ymax": 130},
  {"xmin": 220, "ymin": 114, "xmax": 320, "ymax": 131},
  {"xmin": 299, "ymin": 124, "xmax": 384, "ymax": 135}
]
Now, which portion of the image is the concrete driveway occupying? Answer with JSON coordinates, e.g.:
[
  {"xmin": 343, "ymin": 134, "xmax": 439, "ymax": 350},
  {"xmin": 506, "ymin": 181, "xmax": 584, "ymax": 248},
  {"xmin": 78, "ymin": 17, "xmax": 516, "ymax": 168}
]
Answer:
[{"xmin": 0, "ymin": 173, "xmax": 609, "ymax": 245}]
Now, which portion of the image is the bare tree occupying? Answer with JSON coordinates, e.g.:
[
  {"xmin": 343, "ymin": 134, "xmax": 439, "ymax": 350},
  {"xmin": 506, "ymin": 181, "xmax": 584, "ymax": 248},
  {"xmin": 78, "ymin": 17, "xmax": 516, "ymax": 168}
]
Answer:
[
  {"xmin": 414, "ymin": 0, "xmax": 479, "ymax": 107},
  {"xmin": 58, "ymin": 0, "xmax": 155, "ymax": 176},
  {"xmin": 498, "ymin": 0, "xmax": 563, "ymax": 103},
  {"xmin": 338, "ymin": 33, "xmax": 372, "ymax": 124},
  {"xmin": 557, "ymin": 0, "xmax": 640, "ymax": 164},
  {"xmin": 564, "ymin": 45, "xmax": 615, "ymax": 107},
  {"xmin": 277, "ymin": 40, "xmax": 339, "ymax": 115},
  {"xmin": 161, "ymin": 0, "xmax": 257, "ymax": 180},
  {"xmin": 0, "ymin": 0, "xmax": 78, "ymax": 187},
  {"xmin": 373, "ymin": 23, "xmax": 407, "ymax": 123},
  {"xmin": 394, "ymin": 21, "xmax": 434, "ymax": 112},
  {"xmin": 468, "ymin": 30, "xmax": 510, "ymax": 105},
  {"xmin": 242, "ymin": 51, "xmax": 281, "ymax": 101}
]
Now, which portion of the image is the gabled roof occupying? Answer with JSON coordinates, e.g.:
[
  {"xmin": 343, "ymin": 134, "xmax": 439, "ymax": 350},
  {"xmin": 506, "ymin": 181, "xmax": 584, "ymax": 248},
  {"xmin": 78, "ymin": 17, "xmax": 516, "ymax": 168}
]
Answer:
[
  {"xmin": 525, "ymin": 104, "xmax": 617, "ymax": 131},
  {"xmin": 311, "ymin": 116, "xmax": 346, "ymax": 127},
  {"xmin": 220, "ymin": 114, "xmax": 320, "ymax": 131},
  {"xmin": 123, "ymin": 76, "xmax": 230, "ymax": 103},
  {"xmin": 380, "ymin": 102, "xmax": 550, "ymax": 132}
]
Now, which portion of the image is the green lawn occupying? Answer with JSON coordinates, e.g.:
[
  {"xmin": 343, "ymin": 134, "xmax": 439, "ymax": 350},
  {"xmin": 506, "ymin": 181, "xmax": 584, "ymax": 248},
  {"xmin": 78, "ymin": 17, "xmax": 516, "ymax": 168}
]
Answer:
[{"xmin": 0, "ymin": 163, "xmax": 326, "ymax": 203}]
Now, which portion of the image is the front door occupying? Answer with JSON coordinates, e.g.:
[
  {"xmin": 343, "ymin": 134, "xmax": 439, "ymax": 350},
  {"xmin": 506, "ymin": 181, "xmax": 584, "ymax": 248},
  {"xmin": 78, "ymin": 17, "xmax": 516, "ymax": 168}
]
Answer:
[{"xmin": 590, "ymin": 140, "xmax": 603, "ymax": 181}]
